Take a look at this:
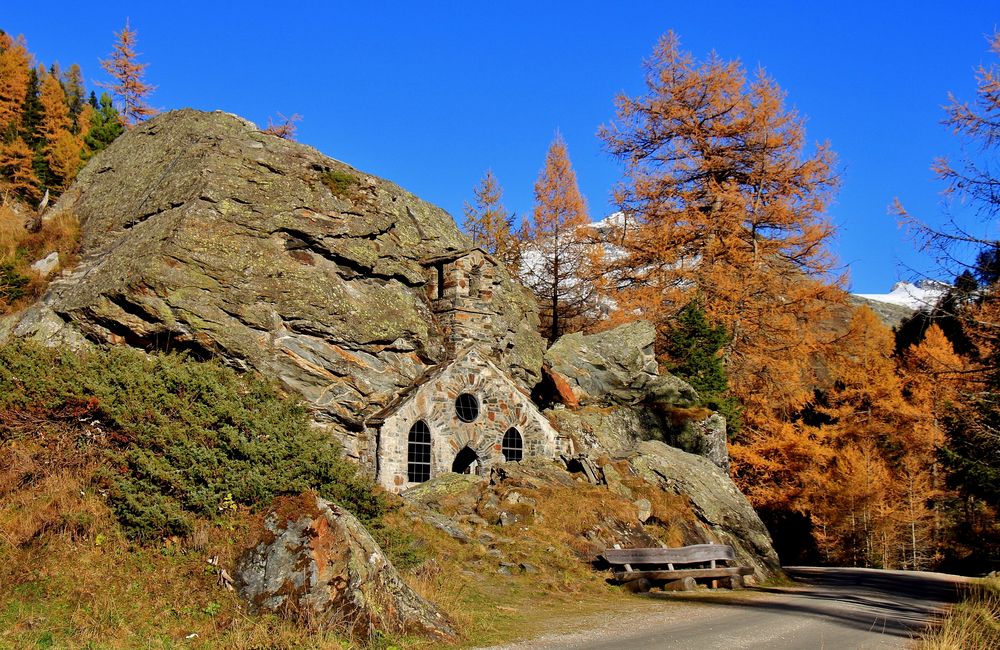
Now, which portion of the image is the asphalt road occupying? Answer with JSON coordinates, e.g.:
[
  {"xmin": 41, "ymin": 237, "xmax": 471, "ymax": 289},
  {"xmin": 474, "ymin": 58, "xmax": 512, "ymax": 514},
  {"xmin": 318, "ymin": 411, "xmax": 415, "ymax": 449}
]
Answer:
[{"xmin": 484, "ymin": 567, "xmax": 971, "ymax": 650}]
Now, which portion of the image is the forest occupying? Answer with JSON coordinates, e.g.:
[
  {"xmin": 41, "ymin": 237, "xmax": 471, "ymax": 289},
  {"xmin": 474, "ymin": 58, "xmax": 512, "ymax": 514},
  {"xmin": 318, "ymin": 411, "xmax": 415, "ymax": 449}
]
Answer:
[{"xmin": 1, "ymin": 23, "xmax": 998, "ymax": 574}]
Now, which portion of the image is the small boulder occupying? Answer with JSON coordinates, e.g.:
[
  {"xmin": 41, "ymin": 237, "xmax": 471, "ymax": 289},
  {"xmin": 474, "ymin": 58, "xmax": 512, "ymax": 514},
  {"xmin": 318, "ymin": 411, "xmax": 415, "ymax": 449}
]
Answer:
[
  {"xmin": 634, "ymin": 498, "xmax": 652, "ymax": 523},
  {"xmin": 30, "ymin": 252, "xmax": 60, "ymax": 277},
  {"xmin": 234, "ymin": 493, "xmax": 454, "ymax": 640}
]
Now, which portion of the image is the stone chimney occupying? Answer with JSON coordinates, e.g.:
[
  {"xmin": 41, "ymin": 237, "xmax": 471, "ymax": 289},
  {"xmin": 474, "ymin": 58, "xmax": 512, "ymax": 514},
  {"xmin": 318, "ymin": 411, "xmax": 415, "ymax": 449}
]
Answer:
[{"xmin": 421, "ymin": 248, "xmax": 498, "ymax": 355}]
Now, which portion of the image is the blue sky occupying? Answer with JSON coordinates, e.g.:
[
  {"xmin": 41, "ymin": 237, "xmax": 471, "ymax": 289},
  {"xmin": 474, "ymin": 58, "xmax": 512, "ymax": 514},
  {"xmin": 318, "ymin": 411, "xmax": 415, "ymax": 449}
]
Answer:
[{"xmin": 6, "ymin": 1, "xmax": 998, "ymax": 292}]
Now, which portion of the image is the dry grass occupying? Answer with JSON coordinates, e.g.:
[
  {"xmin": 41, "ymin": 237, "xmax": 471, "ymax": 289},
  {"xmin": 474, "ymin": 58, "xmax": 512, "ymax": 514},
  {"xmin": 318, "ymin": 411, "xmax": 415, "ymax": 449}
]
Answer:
[
  {"xmin": 1, "ymin": 423, "xmax": 684, "ymax": 648},
  {"xmin": 382, "ymin": 468, "xmax": 699, "ymax": 648},
  {"xmin": 0, "ymin": 199, "xmax": 80, "ymax": 314},
  {"xmin": 918, "ymin": 578, "xmax": 1000, "ymax": 649}
]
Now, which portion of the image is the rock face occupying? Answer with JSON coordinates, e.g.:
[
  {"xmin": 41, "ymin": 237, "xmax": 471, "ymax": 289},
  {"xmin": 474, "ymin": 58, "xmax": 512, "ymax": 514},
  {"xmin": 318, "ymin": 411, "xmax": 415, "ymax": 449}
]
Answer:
[
  {"xmin": 234, "ymin": 493, "xmax": 455, "ymax": 639},
  {"xmin": 543, "ymin": 321, "xmax": 698, "ymax": 407},
  {"xmin": 3, "ymin": 110, "xmax": 543, "ymax": 462},
  {"xmin": 544, "ymin": 321, "xmax": 729, "ymax": 470},
  {"xmin": 627, "ymin": 441, "xmax": 781, "ymax": 579}
]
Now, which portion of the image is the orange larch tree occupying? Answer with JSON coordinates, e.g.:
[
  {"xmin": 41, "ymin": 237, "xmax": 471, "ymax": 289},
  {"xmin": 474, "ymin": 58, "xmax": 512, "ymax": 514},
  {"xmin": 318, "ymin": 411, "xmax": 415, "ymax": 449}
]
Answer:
[
  {"xmin": 462, "ymin": 169, "xmax": 520, "ymax": 274},
  {"xmin": 522, "ymin": 133, "xmax": 594, "ymax": 342},
  {"xmin": 0, "ymin": 32, "xmax": 31, "ymax": 138},
  {"xmin": 0, "ymin": 137, "xmax": 40, "ymax": 201},
  {"xmin": 100, "ymin": 20, "xmax": 156, "ymax": 126},
  {"xmin": 598, "ymin": 31, "xmax": 845, "ymax": 508},
  {"xmin": 39, "ymin": 71, "xmax": 83, "ymax": 189},
  {"xmin": 0, "ymin": 32, "xmax": 38, "ymax": 200}
]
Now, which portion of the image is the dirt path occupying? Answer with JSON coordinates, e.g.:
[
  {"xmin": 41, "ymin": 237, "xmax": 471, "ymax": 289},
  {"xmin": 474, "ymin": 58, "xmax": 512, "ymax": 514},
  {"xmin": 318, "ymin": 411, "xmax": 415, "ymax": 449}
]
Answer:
[{"xmin": 477, "ymin": 567, "xmax": 971, "ymax": 650}]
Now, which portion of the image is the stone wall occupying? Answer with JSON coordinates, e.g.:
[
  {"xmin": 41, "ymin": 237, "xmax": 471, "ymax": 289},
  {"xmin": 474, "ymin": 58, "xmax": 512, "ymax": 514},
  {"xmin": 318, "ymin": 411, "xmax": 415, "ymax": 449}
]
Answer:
[{"xmin": 373, "ymin": 347, "xmax": 560, "ymax": 492}]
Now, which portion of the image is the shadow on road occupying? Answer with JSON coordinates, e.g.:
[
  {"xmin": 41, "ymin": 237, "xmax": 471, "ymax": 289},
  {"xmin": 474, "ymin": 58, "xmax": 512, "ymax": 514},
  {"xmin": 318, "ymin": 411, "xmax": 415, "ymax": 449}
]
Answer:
[{"xmin": 640, "ymin": 566, "xmax": 969, "ymax": 640}]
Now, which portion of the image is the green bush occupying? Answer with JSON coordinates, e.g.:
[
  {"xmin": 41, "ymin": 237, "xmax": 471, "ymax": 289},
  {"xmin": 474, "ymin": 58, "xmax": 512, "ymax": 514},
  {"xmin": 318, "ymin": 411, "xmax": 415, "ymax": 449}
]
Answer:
[
  {"xmin": 319, "ymin": 169, "xmax": 360, "ymax": 200},
  {"xmin": 0, "ymin": 342, "xmax": 385, "ymax": 540}
]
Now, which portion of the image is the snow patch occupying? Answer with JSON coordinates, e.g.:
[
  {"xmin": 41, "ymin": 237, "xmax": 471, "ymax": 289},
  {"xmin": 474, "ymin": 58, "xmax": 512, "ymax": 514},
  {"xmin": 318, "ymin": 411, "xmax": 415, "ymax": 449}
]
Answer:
[{"xmin": 854, "ymin": 280, "xmax": 949, "ymax": 311}]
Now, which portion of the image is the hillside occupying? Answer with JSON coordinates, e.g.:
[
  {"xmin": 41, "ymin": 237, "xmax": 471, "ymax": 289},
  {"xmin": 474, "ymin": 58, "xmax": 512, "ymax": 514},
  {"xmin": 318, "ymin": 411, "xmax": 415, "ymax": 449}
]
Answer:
[{"xmin": 1, "ymin": 110, "xmax": 781, "ymax": 647}]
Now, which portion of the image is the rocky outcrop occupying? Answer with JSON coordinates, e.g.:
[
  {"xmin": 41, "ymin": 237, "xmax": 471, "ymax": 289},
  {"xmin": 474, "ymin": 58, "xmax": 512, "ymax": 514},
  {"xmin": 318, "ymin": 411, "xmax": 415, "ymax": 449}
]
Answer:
[
  {"xmin": 543, "ymin": 322, "xmax": 729, "ymax": 470},
  {"xmin": 543, "ymin": 321, "xmax": 697, "ymax": 407},
  {"xmin": 234, "ymin": 493, "xmax": 455, "ymax": 640},
  {"xmin": 2, "ymin": 110, "xmax": 543, "ymax": 461},
  {"xmin": 626, "ymin": 441, "xmax": 781, "ymax": 579}
]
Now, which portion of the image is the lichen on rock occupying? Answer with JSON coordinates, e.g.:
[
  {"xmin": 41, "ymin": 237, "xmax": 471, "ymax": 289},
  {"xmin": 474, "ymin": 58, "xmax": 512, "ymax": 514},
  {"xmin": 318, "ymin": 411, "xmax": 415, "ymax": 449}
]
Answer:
[
  {"xmin": 234, "ymin": 493, "xmax": 455, "ymax": 639},
  {"xmin": 2, "ymin": 109, "xmax": 544, "ymax": 462}
]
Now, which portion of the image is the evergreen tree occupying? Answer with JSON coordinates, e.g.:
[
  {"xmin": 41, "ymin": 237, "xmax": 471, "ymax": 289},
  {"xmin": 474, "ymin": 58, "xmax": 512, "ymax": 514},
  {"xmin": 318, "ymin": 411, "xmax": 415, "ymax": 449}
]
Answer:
[
  {"xmin": 84, "ymin": 92, "xmax": 124, "ymax": 153},
  {"xmin": 19, "ymin": 67, "xmax": 42, "ymax": 147},
  {"xmin": 662, "ymin": 298, "xmax": 741, "ymax": 431}
]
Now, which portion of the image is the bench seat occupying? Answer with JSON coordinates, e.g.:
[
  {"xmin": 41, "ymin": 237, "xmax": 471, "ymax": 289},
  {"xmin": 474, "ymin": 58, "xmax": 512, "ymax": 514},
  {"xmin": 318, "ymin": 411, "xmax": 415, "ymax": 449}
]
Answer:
[
  {"xmin": 600, "ymin": 543, "xmax": 753, "ymax": 591},
  {"xmin": 614, "ymin": 565, "xmax": 754, "ymax": 581}
]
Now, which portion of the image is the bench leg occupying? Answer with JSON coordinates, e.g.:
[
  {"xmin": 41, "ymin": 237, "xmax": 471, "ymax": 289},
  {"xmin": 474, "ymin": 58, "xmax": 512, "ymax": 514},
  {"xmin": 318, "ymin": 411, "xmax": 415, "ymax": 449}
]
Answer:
[
  {"xmin": 622, "ymin": 578, "xmax": 652, "ymax": 593},
  {"xmin": 661, "ymin": 577, "xmax": 697, "ymax": 592},
  {"xmin": 721, "ymin": 575, "xmax": 744, "ymax": 590}
]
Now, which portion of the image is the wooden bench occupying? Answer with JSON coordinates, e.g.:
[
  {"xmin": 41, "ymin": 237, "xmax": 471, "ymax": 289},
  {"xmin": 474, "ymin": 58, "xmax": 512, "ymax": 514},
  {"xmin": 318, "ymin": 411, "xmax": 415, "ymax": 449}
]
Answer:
[{"xmin": 600, "ymin": 543, "xmax": 753, "ymax": 592}]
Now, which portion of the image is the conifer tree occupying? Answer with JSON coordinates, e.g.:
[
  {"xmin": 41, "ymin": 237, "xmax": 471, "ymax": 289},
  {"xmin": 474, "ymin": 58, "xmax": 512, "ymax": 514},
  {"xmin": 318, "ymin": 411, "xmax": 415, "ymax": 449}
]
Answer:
[
  {"xmin": 39, "ymin": 71, "xmax": 82, "ymax": 189},
  {"xmin": 38, "ymin": 71, "xmax": 71, "ymax": 141},
  {"xmin": 462, "ymin": 170, "xmax": 520, "ymax": 273},
  {"xmin": 101, "ymin": 20, "xmax": 156, "ymax": 126},
  {"xmin": 0, "ymin": 32, "xmax": 31, "ymax": 139},
  {"xmin": 0, "ymin": 136, "xmax": 40, "ymax": 200},
  {"xmin": 84, "ymin": 93, "xmax": 124, "ymax": 154},
  {"xmin": 20, "ymin": 67, "xmax": 43, "ymax": 147},
  {"xmin": 662, "ymin": 298, "xmax": 741, "ymax": 430},
  {"xmin": 61, "ymin": 63, "xmax": 86, "ymax": 125},
  {"xmin": 522, "ymin": 133, "xmax": 593, "ymax": 342},
  {"xmin": 599, "ymin": 32, "xmax": 845, "ymax": 514}
]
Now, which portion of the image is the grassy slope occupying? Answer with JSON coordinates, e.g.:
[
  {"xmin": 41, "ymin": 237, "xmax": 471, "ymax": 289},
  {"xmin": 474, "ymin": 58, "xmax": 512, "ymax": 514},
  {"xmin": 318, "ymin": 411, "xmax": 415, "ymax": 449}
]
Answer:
[
  {"xmin": 1, "ymin": 343, "xmax": 678, "ymax": 649},
  {"xmin": 0, "ymin": 437, "xmax": 654, "ymax": 649},
  {"xmin": 0, "ymin": 201, "xmax": 79, "ymax": 315}
]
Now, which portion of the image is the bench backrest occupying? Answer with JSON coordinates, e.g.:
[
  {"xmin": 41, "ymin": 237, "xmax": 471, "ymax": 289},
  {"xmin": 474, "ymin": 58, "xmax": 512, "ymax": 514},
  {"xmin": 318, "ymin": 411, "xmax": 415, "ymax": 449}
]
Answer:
[{"xmin": 602, "ymin": 544, "xmax": 735, "ymax": 566}]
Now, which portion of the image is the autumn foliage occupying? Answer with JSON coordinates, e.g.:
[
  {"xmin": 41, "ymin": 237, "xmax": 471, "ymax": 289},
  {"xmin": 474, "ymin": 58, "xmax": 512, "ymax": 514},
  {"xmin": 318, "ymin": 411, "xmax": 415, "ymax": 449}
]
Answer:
[
  {"xmin": 462, "ymin": 169, "xmax": 521, "ymax": 274},
  {"xmin": 0, "ymin": 29, "xmax": 126, "ymax": 204},
  {"xmin": 521, "ymin": 133, "xmax": 598, "ymax": 342},
  {"xmin": 100, "ymin": 20, "xmax": 156, "ymax": 126}
]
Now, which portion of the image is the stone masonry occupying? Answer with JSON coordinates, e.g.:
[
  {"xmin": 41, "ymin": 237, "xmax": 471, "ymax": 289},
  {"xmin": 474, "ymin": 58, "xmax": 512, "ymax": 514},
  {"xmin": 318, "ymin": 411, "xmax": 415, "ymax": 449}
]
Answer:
[{"xmin": 369, "ymin": 346, "xmax": 562, "ymax": 493}]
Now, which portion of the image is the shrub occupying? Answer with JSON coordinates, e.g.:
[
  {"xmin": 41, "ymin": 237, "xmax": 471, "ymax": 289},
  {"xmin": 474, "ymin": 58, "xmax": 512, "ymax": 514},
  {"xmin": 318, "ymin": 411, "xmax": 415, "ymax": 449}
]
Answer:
[
  {"xmin": 0, "ymin": 342, "xmax": 385, "ymax": 540},
  {"xmin": 320, "ymin": 169, "xmax": 360, "ymax": 200},
  {"xmin": 0, "ymin": 261, "xmax": 29, "ymax": 304}
]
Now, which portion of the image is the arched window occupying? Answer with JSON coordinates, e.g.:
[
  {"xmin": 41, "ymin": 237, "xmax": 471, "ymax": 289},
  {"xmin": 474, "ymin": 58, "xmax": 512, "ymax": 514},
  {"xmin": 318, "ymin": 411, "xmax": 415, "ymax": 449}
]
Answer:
[
  {"xmin": 407, "ymin": 420, "xmax": 431, "ymax": 483},
  {"xmin": 502, "ymin": 427, "xmax": 523, "ymax": 462}
]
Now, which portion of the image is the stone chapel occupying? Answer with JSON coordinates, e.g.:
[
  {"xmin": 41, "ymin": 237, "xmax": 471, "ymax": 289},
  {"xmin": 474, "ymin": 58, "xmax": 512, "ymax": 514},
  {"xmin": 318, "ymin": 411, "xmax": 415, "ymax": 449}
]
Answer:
[{"xmin": 368, "ymin": 248, "xmax": 559, "ymax": 493}]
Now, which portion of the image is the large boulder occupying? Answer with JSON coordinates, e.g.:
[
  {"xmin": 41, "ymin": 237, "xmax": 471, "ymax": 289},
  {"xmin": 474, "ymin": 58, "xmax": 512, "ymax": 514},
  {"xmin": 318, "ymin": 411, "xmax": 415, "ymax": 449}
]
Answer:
[
  {"xmin": 234, "ymin": 493, "xmax": 455, "ymax": 640},
  {"xmin": 2, "ymin": 110, "xmax": 543, "ymax": 460},
  {"xmin": 544, "ymin": 321, "xmax": 697, "ymax": 407},
  {"xmin": 627, "ymin": 441, "xmax": 781, "ymax": 580},
  {"xmin": 543, "ymin": 321, "xmax": 728, "ymax": 469}
]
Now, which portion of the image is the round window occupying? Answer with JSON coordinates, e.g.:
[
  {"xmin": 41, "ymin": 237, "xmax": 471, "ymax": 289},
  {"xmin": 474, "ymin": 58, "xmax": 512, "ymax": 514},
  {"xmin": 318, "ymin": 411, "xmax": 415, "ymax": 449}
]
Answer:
[{"xmin": 455, "ymin": 393, "xmax": 480, "ymax": 422}]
